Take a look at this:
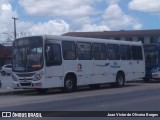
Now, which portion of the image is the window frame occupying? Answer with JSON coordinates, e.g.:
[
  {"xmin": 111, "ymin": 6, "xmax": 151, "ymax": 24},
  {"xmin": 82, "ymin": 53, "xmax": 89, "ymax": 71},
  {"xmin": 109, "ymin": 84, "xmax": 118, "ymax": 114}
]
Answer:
[
  {"xmin": 62, "ymin": 41, "xmax": 77, "ymax": 60},
  {"xmin": 92, "ymin": 43, "xmax": 107, "ymax": 60},
  {"xmin": 76, "ymin": 42, "xmax": 92, "ymax": 60},
  {"xmin": 45, "ymin": 43, "xmax": 62, "ymax": 66},
  {"xmin": 106, "ymin": 44, "xmax": 120, "ymax": 60},
  {"xmin": 120, "ymin": 45, "xmax": 131, "ymax": 60},
  {"xmin": 131, "ymin": 46, "xmax": 143, "ymax": 60}
]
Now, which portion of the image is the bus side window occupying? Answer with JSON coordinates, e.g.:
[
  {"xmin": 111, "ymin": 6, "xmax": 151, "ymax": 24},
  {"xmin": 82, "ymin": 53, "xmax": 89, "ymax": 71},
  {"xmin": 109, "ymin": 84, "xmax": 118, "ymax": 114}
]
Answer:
[
  {"xmin": 62, "ymin": 41, "xmax": 76, "ymax": 60},
  {"xmin": 107, "ymin": 44, "xmax": 120, "ymax": 60},
  {"xmin": 93, "ymin": 43, "xmax": 107, "ymax": 60},
  {"xmin": 46, "ymin": 43, "xmax": 62, "ymax": 66},
  {"xmin": 131, "ymin": 46, "xmax": 143, "ymax": 60},
  {"xmin": 120, "ymin": 45, "xmax": 131, "ymax": 60},
  {"xmin": 77, "ymin": 42, "xmax": 92, "ymax": 60}
]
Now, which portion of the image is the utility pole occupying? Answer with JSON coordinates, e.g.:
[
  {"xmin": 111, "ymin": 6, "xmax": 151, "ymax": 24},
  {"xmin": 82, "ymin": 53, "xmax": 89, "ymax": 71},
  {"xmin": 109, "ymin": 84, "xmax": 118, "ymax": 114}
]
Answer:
[{"xmin": 12, "ymin": 17, "xmax": 18, "ymax": 39}]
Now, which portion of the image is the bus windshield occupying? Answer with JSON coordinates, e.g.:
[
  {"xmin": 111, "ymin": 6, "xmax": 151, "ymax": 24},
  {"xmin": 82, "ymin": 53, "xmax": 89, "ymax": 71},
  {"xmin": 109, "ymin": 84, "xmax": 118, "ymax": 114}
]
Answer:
[
  {"xmin": 144, "ymin": 44, "xmax": 158, "ymax": 68},
  {"xmin": 13, "ymin": 36, "xmax": 43, "ymax": 72}
]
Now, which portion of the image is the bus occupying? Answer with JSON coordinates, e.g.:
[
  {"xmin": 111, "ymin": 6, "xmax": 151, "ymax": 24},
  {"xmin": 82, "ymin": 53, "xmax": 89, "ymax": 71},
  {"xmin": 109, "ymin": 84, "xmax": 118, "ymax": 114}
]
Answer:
[
  {"xmin": 12, "ymin": 35, "xmax": 145, "ymax": 93},
  {"xmin": 143, "ymin": 43, "xmax": 160, "ymax": 82}
]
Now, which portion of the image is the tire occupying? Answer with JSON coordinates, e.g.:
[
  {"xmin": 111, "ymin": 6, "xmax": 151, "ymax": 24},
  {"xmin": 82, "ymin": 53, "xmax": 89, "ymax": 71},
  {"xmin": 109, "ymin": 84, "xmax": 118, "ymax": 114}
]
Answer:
[
  {"xmin": 115, "ymin": 73, "xmax": 125, "ymax": 87},
  {"xmin": 64, "ymin": 76, "xmax": 76, "ymax": 92},
  {"xmin": 1, "ymin": 71, "xmax": 6, "ymax": 76}
]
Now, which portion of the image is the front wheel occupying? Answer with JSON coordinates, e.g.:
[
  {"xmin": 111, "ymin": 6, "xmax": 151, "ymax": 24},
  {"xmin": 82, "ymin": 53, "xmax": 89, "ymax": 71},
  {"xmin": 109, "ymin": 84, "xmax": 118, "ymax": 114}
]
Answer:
[
  {"xmin": 115, "ymin": 73, "xmax": 125, "ymax": 87},
  {"xmin": 64, "ymin": 76, "xmax": 76, "ymax": 92}
]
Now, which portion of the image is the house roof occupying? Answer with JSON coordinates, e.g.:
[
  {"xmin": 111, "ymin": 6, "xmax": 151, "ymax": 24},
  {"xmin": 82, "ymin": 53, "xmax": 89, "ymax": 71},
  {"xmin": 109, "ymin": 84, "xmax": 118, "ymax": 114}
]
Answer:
[{"xmin": 63, "ymin": 29, "xmax": 160, "ymax": 38}]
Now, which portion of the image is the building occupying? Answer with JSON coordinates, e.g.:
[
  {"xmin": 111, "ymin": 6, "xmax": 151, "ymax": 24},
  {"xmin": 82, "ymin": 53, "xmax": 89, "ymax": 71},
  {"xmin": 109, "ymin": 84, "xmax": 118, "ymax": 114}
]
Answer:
[
  {"xmin": 63, "ymin": 29, "xmax": 160, "ymax": 44},
  {"xmin": 0, "ymin": 44, "xmax": 12, "ymax": 67}
]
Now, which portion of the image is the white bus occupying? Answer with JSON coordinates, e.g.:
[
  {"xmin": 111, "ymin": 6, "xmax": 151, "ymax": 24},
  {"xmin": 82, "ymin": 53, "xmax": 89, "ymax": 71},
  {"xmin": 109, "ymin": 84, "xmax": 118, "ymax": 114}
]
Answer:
[{"xmin": 12, "ymin": 35, "xmax": 145, "ymax": 93}]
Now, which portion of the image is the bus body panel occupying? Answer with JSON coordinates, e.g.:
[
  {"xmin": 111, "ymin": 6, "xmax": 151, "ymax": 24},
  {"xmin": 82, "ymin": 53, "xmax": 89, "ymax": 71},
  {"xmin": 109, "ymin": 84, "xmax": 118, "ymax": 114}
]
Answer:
[
  {"xmin": 117, "ymin": 60, "xmax": 134, "ymax": 81},
  {"xmin": 76, "ymin": 60, "xmax": 93, "ymax": 85},
  {"xmin": 132, "ymin": 60, "xmax": 145, "ymax": 79},
  {"xmin": 93, "ymin": 60, "xmax": 111, "ymax": 84},
  {"xmin": 45, "ymin": 66, "xmax": 64, "ymax": 88},
  {"xmin": 12, "ymin": 35, "xmax": 145, "ymax": 90}
]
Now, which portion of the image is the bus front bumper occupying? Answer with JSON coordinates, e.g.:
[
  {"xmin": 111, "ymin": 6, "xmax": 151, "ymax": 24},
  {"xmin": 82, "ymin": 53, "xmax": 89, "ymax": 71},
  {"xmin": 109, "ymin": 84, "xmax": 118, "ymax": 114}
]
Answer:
[{"xmin": 12, "ymin": 81, "xmax": 44, "ymax": 89}]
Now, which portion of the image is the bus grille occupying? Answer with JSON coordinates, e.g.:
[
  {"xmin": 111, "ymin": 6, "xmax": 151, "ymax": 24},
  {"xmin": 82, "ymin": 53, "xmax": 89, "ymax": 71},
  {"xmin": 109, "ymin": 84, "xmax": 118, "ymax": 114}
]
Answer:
[
  {"xmin": 19, "ymin": 78, "xmax": 33, "ymax": 81},
  {"xmin": 20, "ymin": 83, "xmax": 32, "ymax": 86},
  {"xmin": 16, "ymin": 73, "xmax": 35, "ymax": 77}
]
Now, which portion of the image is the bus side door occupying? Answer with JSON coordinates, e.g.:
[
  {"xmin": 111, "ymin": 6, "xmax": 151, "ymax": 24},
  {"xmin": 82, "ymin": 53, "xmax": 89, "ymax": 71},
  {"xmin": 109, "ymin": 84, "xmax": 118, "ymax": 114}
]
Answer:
[{"xmin": 45, "ymin": 42, "xmax": 64, "ymax": 88}]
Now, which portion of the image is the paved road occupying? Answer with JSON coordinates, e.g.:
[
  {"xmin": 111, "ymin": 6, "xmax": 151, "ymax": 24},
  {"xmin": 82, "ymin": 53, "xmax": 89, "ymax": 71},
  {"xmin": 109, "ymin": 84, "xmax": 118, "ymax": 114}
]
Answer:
[
  {"xmin": 0, "ymin": 74, "xmax": 12, "ymax": 89},
  {"xmin": 0, "ymin": 79, "xmax": 160, "ymax": 120},
  {"xmin": 0, "ymin": 75, "xmax": 12, "ymax": 89}
]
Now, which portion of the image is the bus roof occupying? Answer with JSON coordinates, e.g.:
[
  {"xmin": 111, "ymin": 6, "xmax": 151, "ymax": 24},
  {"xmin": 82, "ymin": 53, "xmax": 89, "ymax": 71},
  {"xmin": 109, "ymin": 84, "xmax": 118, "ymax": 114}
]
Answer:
[{"xmin": 16, "ymin": 35, "xmax": 143, "ymax": 46}]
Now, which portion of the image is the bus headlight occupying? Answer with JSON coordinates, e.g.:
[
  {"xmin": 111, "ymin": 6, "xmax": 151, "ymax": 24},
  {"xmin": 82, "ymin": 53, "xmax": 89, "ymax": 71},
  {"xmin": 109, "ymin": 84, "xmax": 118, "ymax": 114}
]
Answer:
[
  {"xmin": 34, "ymin": 71, "xmax": 44, "ymax": 81},
  {"xmin": 12, "ymin": 74, "xmax": 18, "ymax": 81}
]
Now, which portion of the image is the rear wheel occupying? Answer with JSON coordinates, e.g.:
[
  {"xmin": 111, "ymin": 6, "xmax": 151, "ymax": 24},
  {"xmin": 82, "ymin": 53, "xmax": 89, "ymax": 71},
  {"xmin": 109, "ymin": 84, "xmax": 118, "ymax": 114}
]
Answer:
[
  {"xmin": 115, "ymin": 73, "xmax": 125, "ymax": 87},
  {"xmin": 64, "ymin": 76, "xmax": 76, "ymax": 92}
]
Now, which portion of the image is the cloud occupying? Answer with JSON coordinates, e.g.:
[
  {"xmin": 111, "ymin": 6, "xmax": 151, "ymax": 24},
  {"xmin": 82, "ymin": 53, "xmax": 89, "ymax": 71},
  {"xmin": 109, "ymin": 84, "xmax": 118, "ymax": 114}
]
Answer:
[
  {"xmin": 15, "ymin": 19, "xmax": 70, "ymax": 38},
  {"xmin": 18, "ymin": 0, "xmax": 113, "ymax": 32},
  {"xmin": 1, "ymin": 3, "xmax": 12, "ymax": 10},
  {"xmin": 129, "ymin": 0, "xmax": 160, "ymax": 13},
  {"xmin": 19, "ymin": 0, "xmax": 96, "ymax": 18},
  {"xmin": 102, "ymin": 3, "xmax": 142, "ymax": 30},
  {"xmin": 0, "ymin": 1, "xmax": 18, "ymax": 39},
  {"xmin": 107, "ymin": 0, "xmax": 120, "ymax": 5},
  {"xmin": 27, "ymin": 19, "xmax": 69, "ymax": 35},
  {"xmin": 0, "ymin": 1, "xmax": 70, "ymax": 40},
  {"xmin": 0, "ymin": 0, "xmax": 144, "ymax": 42},
  {"xmin": 18, "ymin": 0, "xmax": 142, "ymax": 31},
  {"xmin": 77, "ymin": 24, "xmax": 110, "ymax": 32}
]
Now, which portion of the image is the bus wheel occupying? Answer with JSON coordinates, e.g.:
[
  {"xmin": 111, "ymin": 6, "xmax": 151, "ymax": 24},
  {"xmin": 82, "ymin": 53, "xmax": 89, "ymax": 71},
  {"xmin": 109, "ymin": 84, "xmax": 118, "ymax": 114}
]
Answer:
[
  {"xmin": 64, "ymin": 76, "xmax": 76, "ymax": 92},
  {"xmin": 115, "ymin": 73, "xmax": 125, "ymax": 87}
]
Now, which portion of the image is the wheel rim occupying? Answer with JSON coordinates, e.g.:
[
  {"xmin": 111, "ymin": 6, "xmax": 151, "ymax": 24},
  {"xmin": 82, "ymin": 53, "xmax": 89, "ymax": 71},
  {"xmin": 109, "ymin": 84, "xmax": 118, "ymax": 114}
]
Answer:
[
  {"xmin": 118, "ymin": 76, "xmax": 124, "ymax": 86},
  {"xmin": 66, "ymin": 79, "xmax": 73, "ymax": 90}
]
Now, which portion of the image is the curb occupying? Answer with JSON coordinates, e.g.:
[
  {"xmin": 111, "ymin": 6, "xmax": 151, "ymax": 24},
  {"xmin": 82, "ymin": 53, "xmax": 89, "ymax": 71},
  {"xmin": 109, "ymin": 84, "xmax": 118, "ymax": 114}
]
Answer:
[{"xmin": 0, "ymin": 89, "xmax": 35, "ymax": 95}]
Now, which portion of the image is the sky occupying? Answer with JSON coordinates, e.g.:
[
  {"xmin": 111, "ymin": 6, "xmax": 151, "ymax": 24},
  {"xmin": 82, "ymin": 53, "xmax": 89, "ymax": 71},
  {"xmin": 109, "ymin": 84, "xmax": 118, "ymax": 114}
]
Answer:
[{"xmin": 0, "ymin": 0, "xmax": 160, "ymax": 41}]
